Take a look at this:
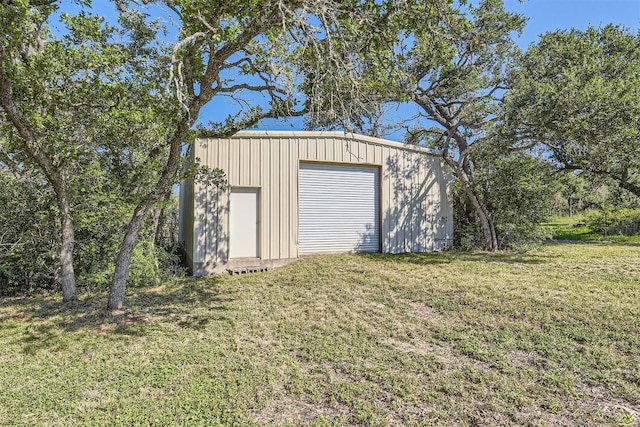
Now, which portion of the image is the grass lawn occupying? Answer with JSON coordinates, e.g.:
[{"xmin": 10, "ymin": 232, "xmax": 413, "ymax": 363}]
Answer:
[
  {"xmin": 544, "ymin": 215, "xmax": 640, "ymax": 244},
  {"xmin": 1, "ymin": 243, "xmax": 639, "ymax": 426}
]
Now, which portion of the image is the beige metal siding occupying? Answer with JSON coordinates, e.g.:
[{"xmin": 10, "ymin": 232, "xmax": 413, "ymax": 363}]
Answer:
[{"xmin": 189, "ymin": 131, "xmax": 452, "ymax": 272}]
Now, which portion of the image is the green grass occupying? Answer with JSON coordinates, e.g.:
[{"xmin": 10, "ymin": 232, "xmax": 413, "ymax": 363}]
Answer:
[
  {"xmin": 1, "ymin": 243, "xmax": 639, "ymax": 426},
  {"xmin": 544, "ymin": 215, "xmax": 640, "ymax": 243}
]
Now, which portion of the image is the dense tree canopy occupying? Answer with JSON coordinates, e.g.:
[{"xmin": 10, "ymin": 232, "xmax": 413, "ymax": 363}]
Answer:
[{"xmin": 505, "ymin": 25, "xmax": 640, "ymax": 198}]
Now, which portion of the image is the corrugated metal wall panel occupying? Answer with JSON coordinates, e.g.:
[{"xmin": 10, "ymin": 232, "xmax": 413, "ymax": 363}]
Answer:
[
  {"xmin": 252, "ymin": 138, "xmax": 260, "ymax": 186},
  {"xmin": 192, "ymin": 142, "xmax": 206, "ymax": 264},
  {"xmin": 279, "ymin": 139, "xmax": 290, "ymax": 259},
  {"xmin": 299, "ymin": 163, "xmax": 380, "ymax": 254},
  {"xmin": 289, "ymin": 140, "xmax": 298, "ymax": 257},
  {"xmin": 258, "ymin": 138, "xmax": 269, "ymax": 259},
  {"xmin": 399, "ymin": 151, "xmax": 407, "ymax": 252}
]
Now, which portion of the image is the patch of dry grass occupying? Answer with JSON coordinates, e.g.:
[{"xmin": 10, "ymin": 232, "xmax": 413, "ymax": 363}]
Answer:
[{"xmin": 1, "ymin": 243, "xmax": 639, "ymax": 426}]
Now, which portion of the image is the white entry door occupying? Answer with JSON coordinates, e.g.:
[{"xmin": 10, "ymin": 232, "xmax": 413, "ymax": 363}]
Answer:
[{"xmin": 229, "ymin": 188, "xmax": 259, "ymax": 258}]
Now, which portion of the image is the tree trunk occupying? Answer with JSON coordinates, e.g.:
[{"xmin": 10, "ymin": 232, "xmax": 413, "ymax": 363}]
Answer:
[
  {"xmin": 108, "ymin": 120, "xmax": 190, "ymax": 310},
  {"xmin": 153, "ymin": 192, "xmax": 172, "ymax": 247},
  {"xmin": 109, "ymin": 203, "xmax": 150, "ymax": 310},
  {"xmin": 413, "ymin": 98, "xmax": 499, "ymax": 251},
  {"xmin": 151, "ymin": 206, "xmax": 163, "ymax": 246},
  {"xmin": 56, "ymin": 181, "xmax": 77, "ymax": 302},
  {"xmin": 618, "ymin": 179, "xmax": 640, "ymax": 198},
  {"xmin": 459, "ymin": 177, "xmax": 498, "ymax": 251},
  {"xmin": 568, "ymin": 194, "xmax": 573, "ymax": 216},
  {"xmin": 446, "ymin": 155, "xmax": 498, "ymax": 251}
]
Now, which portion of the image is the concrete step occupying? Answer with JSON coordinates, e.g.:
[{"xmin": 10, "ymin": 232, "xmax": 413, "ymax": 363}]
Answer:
[{"xmin": 227, "ymin": 266, "xmax": 270, "ymax": 275}]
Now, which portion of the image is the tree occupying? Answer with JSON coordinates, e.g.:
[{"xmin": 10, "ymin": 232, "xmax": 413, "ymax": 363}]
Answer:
[
  {"xmin": 448, "ymin": 127, "xmax": 559, "ymax": 250},
  {"xmin": 309, "ymin": 0, "xmax": 527, "ymax": 250},
  {"xmin": 0, "ymin": 0, "xmax": 101, "ymax": 301},
  {"xmin": 558, "ymin": 172, "xmax": 586, "ymax": 216},
  {"xmin": 392, "ymin": 0, "xmax": 526, "ymax": 251},
  {"xmin": 505, "ymin": 25, "xmax": 640, "ymax": 199},
  {"xmin": 107, "ymin": 0, "xmax": 379, "ymax": 309},
  {"xmin": 474, "ymin": 150, "xmax": 558, "ymax": 249},
  {"xmin": 0, "ymin": 1, "xmax": 184, "ymax": 302}
]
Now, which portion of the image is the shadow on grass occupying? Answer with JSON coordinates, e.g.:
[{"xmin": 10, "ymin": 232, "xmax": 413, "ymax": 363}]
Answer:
[
  {"xmin": 548, "ymin": 238, "xmax": 640, "ymax": 246},
  {"xmin": 0, "ymin": 276, "xmax": 232, "ymax": 352},
  {"xmin": 361, "ymin": 250, "xmax": 550, "ymax": 266},
  {"xmin": 359, "ymin": 252, "xmax": 453, "ymax": 266}
]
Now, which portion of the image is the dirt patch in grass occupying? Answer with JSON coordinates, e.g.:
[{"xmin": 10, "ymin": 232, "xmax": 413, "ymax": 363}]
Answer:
[
  {"xmin": 507, "ymin": 349, "xmax": 542, "ymax": 368},
  {"xmin": 383, "ymin": 337, "xmax": 459, "ymax": 368},
  {"xmin": 404, "ymin": 299, "xmax": 441, "ymax": 318},
  {"xmin": 577, "ymin": 383, "xmax": 640, "ymax": 424},
  {"xmin": 253, "ymin": 395, "xmax": 349, "ymax": 425}
]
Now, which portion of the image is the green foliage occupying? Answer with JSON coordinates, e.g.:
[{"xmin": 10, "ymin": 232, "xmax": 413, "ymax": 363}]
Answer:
[
  {"xmin": 75, "ymin": 237, "xmax": 180, "ymax": 291},
  {"xmin": 483, "ymin": 154, "xmax": 558, "ymax": 249},
  {"xmin": 0, "ymin": 173, "xmax": 58, "ymax": 294},
  {"xmin": 506, "ymin": 24, "xmax": 640, "ymax": 198},
  {"xmin": 127, "ymin": 240, "xmax": 162, "ymax": 288},
  {"xmin": 585, "ymin": 208, "xmax": 640, "ymax": 236},
  {"xmin": 183, "ymin": 156, "xmax": 228, "ymax": 190},
  {"xmin": 544, "ymin": 216, "xmax": 592, "ymax": 241},
  {"xmin": 0, "ymin": 169, "xmax": 181, "ymax": 295},
  {"xmin": 454, "ymin": 153, "xmax": 558, "ymax": 250},
  {"xmin": 551, "ymin": 172, "xmax": 586, "ymax": 215},
  {"xmin": 543, "ymin": 215, "xmax": 640, "ymax": 243}
]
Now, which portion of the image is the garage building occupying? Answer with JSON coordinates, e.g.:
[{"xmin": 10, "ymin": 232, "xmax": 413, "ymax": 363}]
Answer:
[{"xmin": 179, "ymin": 131, "xmax": 453, "ymax": 275}]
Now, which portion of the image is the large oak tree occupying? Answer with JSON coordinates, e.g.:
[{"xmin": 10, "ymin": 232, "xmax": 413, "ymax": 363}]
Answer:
[
  {"xmin": 106, "ymin": 0, "xmax": 382, "ymax": 309},
  {"xmin": 0, "ymin": 0, "xmax": 143, "ymax": 301},
  {"xmin": 505, "ymin": 25, "xmax": 640, "ymax": 199}
]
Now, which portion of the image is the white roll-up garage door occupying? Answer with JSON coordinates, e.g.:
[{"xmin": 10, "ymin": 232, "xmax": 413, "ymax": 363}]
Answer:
[{"xmin": 299, "ymin": 162, "xmax": 380, "ymax": 254}]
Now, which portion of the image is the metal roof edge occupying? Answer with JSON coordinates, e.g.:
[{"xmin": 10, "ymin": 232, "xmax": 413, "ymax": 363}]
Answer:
[{"xmin": 197, "ymin": 130, "xmax": 443, "ymax": 157}]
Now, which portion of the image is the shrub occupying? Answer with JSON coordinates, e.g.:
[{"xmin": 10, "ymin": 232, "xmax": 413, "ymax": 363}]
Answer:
[
  {"xmin": 585, "ymin": 208, "xmax": 640, "ymax": 236},
  {"xmin": 0, "ymin": 175, "xmax": 58, "ymax": 294},
  {"xmin": 453, "ymin": 153, "xmax": 559, "ymax": 251},
  {"xmin": 0, "ymin": 171, "xmax": 182, "ymax": 295}
]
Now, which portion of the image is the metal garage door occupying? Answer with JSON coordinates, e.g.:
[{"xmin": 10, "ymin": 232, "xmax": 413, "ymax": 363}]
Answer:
[{"xmin": 299, "ymin": 163, "xmax": 380, "ymax": 254}]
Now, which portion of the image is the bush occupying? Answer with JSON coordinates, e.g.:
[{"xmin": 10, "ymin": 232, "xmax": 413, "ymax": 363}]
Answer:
[
  {"xmin": 585, "ymin": 208, "xmax": 640, "ymax": 236},
  {"xmin": 453, "ymin": 153, "xmax": 559, "ymax": 251},
  {"xmin": 0, "ymin": 174, "xmax": 58, "ymax": 294},
  {"xmin": 0, "ymin": 170, "xmax": 182, "ymax": 295}
]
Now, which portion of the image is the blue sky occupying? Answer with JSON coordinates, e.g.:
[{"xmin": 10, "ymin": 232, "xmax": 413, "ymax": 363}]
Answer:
[{"xmin": 505, "ymin": 0, "xmax": 640, "ymax": 48}]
